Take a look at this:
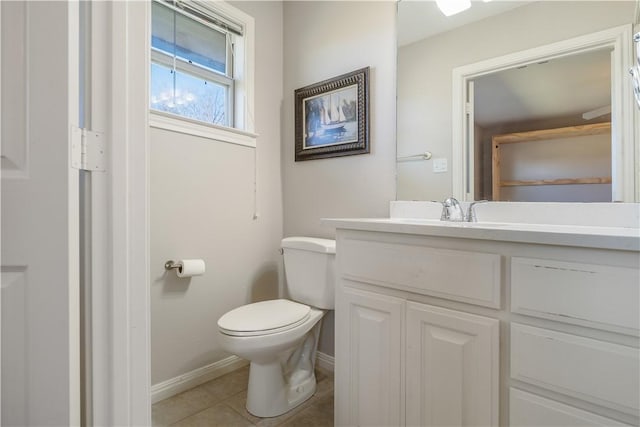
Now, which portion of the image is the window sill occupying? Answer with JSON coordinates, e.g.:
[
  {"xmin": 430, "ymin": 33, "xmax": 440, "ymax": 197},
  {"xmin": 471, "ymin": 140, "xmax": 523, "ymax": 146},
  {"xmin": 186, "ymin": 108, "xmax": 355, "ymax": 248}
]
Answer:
[{"xmin": 149, "ymin": 111, "xmax": 258, "ymax": 148}]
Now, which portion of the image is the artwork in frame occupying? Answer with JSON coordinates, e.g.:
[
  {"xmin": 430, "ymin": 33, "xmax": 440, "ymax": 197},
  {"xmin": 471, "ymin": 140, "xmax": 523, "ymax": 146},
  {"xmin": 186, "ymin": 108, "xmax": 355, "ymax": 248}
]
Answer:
[{"xmin": 294, "ymin": 67, "xmax": 370, "ymax": 161}]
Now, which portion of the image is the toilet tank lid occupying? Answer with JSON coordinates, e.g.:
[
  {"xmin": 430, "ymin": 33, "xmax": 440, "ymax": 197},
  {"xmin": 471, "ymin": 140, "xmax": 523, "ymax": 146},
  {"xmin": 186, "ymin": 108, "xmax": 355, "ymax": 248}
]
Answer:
[{"xmin": 281, "ymin": 237, "xmax": 336, "ymax": 254}]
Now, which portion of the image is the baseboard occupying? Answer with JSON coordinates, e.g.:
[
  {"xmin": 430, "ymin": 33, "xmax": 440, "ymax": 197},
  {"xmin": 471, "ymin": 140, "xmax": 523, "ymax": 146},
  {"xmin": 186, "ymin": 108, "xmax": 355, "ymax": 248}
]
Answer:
[
  {"xmin": 151, "ymin": 351, "xmax": 334, "ymax": 404},
  {"xmin": 315, "ymin": 351, "xmax": 335, "ymax": 373},
  {"xmin": 151, "ymin": 355, "xmax": 248, "ymax": 404}
]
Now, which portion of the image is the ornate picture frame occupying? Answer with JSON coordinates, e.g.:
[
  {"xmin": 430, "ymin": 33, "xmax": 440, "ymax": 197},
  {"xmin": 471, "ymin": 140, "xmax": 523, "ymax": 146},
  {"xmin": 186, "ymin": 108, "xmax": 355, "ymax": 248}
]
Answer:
[{"xmin": 294, "ymin": 67, "xmax": 370, "ymax": 161}]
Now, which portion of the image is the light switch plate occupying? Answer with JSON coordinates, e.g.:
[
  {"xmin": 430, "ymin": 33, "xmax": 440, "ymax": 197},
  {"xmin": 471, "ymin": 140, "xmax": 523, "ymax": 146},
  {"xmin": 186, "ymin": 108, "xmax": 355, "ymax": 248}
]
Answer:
[{"xmin": 433, "ymin": 158, "xmax": 448, "ymax": 173}]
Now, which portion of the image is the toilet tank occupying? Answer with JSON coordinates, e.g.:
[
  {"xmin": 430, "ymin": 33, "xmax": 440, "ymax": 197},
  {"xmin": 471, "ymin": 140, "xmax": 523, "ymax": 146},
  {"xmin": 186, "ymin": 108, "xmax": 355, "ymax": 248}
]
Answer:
[{"xmin": 282, "ymin": 237, "xmax": 335, "ymax": 310}]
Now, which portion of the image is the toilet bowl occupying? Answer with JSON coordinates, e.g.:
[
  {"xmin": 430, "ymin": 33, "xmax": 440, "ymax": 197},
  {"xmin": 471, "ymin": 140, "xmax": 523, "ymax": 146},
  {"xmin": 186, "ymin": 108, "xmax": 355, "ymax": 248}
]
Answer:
[
  {"xmin": 217, "ymin": 237, "xmax": 335, "ymax": 418},
  {"xmin": 218, "ymin": 300, "xmax": 325, "ymax": 417}
]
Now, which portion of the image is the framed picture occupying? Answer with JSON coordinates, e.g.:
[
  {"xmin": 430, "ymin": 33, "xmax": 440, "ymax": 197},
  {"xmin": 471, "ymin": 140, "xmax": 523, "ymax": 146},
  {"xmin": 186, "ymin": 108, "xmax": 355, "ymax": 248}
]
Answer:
[{"xmin": 294, "ymin": 67, "xmax": 369, "ymax": 161}]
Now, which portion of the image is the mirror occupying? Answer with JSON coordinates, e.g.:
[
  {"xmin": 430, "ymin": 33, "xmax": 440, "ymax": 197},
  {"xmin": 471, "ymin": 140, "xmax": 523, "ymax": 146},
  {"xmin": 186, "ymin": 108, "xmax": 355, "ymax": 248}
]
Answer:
[{"xmin": 397, "ymin": 0, "xmax": 638, "ymax": 202}]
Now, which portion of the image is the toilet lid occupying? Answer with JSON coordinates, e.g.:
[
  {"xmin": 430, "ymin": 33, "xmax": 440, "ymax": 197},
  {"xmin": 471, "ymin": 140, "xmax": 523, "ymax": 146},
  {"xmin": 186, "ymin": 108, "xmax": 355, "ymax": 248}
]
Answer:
[{"xmin": 218, "ymin": 299, "xmax": 311, "ymax": 337}]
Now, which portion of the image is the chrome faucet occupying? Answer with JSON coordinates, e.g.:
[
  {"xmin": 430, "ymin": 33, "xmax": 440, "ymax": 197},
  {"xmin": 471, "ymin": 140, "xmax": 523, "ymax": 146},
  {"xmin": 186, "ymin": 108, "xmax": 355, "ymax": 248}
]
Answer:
[
  {"xmin": 466, "ymin": 200, "xmax": 488, "ymax": 222},
  {"xmin": 437, "ymin": 198, "xmax": 488, "ymax": 222},
  {"xmin": 440, "ymin": 197, "xmax": 465, "ymax": 222}
]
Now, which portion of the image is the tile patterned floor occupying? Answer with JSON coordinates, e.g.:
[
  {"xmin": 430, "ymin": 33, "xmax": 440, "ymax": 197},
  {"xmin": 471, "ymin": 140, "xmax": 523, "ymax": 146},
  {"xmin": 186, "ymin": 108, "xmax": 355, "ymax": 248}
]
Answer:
[{"xmin": 152, "ymin": 366, "xmax": 334, "ymax": 427}]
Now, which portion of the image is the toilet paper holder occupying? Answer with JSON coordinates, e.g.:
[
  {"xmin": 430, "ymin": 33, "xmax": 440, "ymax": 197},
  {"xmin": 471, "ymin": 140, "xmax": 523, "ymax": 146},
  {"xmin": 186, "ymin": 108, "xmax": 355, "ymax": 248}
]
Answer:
[
  {"xmin": 164, "ymin": 260, "xmax": 182, "ymax": 270},
  {"xmin": 164, "ymin": 259, "xmax": 206, "ymax": 277}
]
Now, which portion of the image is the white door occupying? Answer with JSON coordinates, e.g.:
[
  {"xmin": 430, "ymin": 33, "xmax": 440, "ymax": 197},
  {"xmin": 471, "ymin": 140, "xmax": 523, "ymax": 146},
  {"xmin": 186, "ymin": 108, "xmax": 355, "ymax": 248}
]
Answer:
[
  {"xmin": 406, "ymin": 302, "xmax": 499, "ymax": 427},
  {"xmin": 1, "ymin": 2, "xmax": 81, "ymax": 425},
  {"xmin": 334, "ymin": 286, "xmax": 404, "ymax": 427}
]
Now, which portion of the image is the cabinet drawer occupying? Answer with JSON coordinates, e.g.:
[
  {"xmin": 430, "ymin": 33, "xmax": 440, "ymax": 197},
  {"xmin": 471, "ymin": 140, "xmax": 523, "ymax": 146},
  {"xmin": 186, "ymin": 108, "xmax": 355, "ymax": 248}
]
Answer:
[
  {"xmin": 510, "ymin": 388, "xmax": 632, "ymax": 426},
  {"xmin": 511, "ymin": 323, "xmax": 639, "ymax": 415},
  {"xmin": 340, "ymin": 238, "xmax": 501, "ymax": 308},
  {"xmin": 511, "ymin": 257, "xmax": 639, "ymax": 334}
]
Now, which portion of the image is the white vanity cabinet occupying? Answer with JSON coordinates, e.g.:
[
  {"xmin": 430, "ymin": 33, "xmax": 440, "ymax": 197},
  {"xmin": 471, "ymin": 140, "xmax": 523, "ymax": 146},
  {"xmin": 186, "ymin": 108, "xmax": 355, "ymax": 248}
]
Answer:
[
  {"xmin": 334, "ymin": 230, "xmax": 501, "ymax": 426},
  {"xmin": 335, "ymin": 286, "xmax": 499, "ymax": 427},
  {"xmin": 330, "ymin": 221, "xmax": 640, "ymax": 427}
]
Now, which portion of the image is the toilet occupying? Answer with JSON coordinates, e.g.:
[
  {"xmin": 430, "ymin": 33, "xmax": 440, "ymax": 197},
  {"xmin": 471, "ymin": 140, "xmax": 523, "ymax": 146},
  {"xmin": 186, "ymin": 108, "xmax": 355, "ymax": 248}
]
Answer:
[{"xmin": 217, "ymin": 237, "xmax": 335, "ymax": 418}]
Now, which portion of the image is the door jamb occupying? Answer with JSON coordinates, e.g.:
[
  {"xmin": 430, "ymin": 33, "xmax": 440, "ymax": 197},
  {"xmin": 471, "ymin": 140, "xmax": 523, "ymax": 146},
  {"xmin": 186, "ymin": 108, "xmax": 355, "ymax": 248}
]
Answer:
[{"xmin": 451, "ymin": 24, "xmax": 635, "ymax": 202}]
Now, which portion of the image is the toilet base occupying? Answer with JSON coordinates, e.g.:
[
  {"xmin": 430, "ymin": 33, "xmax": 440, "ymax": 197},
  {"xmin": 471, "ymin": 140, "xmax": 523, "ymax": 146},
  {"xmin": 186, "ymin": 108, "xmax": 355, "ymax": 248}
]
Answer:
[
  {"xmin": 245, "ymin": 320, "xmax": 323, "ymax": 418},
  {"xmin": 246, "ymin": 361, "xmax": 317, "ymax": 418}
]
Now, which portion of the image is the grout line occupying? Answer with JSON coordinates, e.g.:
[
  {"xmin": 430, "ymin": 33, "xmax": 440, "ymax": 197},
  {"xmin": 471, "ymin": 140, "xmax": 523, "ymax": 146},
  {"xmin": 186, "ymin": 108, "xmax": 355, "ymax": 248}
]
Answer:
[
  {"xmin": 222, "ymin": 402, "xmax": 258, "ymax": 427},
  {"xmin": 166, "ymin": 406, "xmax": 208, "ymax": 427},
  {"xmin": 221, "ymin": 391, "xmax": 259, "ymax": 425}
]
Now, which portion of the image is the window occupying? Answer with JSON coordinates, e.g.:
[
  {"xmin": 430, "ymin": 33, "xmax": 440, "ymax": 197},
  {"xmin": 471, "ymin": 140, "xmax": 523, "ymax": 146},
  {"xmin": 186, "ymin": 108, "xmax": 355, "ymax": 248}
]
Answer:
[{"xmin": 150, "ymin": 0, "xmax": 255, "ymax": 142}]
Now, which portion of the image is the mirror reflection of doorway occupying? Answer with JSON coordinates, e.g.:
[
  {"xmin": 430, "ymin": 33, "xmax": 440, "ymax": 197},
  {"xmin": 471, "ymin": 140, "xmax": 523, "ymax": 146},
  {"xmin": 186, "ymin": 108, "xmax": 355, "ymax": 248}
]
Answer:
[{"xmin": 470, "ymin": 48, "xmax": 612, "ymax": 202}]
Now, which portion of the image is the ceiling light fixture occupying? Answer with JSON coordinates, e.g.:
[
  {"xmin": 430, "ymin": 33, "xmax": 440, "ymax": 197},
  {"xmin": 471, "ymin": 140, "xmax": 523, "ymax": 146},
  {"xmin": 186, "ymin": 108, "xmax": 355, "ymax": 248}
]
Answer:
[{"xmin": 436, "ymin": 0, "xmax": 471, "ymax": 17}]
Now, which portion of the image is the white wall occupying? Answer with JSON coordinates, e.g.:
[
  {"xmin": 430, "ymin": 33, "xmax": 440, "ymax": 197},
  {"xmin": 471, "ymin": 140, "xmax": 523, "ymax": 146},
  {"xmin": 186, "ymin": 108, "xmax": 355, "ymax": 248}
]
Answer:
[
  {"xmin": 151, "ymin": 0, "xmax": 397, "ymax": 378},
  {"xmin": 150, "ymin": 1, "xmax": 283, "ymax": 385},
  {"xmin": 282, "ymin": 1, "xmax": 397, "ymax": 239},
  {"xmin": 397, "ymin": 1, "xmax": 635, "ymax": 201},
  {"xmin": 282, "ymin": 1, "xmax": 397, "ymax": 356}
]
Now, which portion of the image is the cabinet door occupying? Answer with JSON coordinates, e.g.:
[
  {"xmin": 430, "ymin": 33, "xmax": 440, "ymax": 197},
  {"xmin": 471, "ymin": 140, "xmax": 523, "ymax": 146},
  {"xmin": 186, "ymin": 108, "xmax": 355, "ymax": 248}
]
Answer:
[
  {"xmin": 335, "ymin": 286, "xmax": 404, "ymax": 426},
  {"xmin": 406, "ymin": 302, "xmax": 499, "ymax": 426}
]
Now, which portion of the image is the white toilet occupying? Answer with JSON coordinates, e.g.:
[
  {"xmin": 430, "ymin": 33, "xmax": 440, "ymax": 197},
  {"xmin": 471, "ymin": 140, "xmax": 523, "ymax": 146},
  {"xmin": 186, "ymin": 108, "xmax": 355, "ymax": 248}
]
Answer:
[{"xmin": 217, "ymin": 237, "xmax": 335, "ymax": 418}]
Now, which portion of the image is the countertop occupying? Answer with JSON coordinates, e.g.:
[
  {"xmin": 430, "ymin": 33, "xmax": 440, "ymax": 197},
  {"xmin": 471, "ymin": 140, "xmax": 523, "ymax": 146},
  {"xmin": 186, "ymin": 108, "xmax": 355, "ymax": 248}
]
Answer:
[{"xmin": 323, "ymin": 218, "xmax": 640, "ymax": 251}]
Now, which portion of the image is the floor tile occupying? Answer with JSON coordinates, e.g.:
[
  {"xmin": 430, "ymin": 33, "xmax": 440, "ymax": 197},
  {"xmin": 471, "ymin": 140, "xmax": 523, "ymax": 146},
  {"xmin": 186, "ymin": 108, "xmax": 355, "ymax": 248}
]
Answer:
[
  {"xmin": 313, "ymin": 374, "xmax": 334, "ymax": 399},
  {"xmin": 200, "ymin": 365, "xmax": 250, "ymax": 402},
  {"xmin": 171, "ymin": 403, "xmax": 255, "ymax": 427},
  {"xmin": 279, "ymin": 394, "xmax": 334, "ymax": 427},
  {"xmin": 153, "ymin": 365, "xmax": 334, "ymax": 427},
  {"xmin": 223, "ymin": 390, "xmax": 262, "ymax": 425},
  {"xmin": 224, "ymin": 388, "xmax": 316, "ymax": 427},
  {"xmin": 152, "ymin": 385, "xmax": 221, "ymax": 426},
  {"xmin": 314, "ymin": 368, "xmax": 328, "ymax": 383},
  {"xmin": 254, "ymin": 374, "xmax": 333, "ymax": 427}
]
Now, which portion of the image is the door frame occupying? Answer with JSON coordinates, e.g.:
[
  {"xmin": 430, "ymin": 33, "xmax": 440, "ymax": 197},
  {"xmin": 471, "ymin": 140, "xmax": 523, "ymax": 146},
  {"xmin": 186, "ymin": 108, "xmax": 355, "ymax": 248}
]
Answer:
[
  {"xmin": 451, "ymin": 24, "xmax": 635, "ymax": 202},
  {"xmin": 89, "ymin": 2, "xmax": 151, "ymax": 424}
]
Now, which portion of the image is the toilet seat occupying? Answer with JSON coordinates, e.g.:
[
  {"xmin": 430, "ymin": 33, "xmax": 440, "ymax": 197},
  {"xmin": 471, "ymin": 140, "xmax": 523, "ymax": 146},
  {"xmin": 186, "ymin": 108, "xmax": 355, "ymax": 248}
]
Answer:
[{"xmin": 218, "ymin": 299, "xmax": 311, "ymax": 337}]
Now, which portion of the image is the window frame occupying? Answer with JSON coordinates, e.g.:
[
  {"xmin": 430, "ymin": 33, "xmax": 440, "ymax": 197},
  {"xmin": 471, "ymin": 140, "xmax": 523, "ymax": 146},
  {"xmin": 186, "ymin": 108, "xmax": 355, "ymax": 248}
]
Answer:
[
  {"xmin": 150, "ymin": 49, "xmax": 235, "ymax": 127},
  {"xmin": 149, "ymin": 0, "xmax": 257, "ymax": 147}
]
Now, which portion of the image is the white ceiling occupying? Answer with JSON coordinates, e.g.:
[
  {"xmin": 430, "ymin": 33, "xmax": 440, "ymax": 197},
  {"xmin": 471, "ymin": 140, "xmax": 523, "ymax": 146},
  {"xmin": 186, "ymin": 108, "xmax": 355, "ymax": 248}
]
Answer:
[
  {"xmin": 397, "ymin": 0, "xmax": 613, "ymax": 127},
  {"xmin": 473, "ymin": 49, "xmax": 612, "ymax": 126},
  {"xmin": 397, "ymin": 0, "xmax": 532, "ymax": 47}
]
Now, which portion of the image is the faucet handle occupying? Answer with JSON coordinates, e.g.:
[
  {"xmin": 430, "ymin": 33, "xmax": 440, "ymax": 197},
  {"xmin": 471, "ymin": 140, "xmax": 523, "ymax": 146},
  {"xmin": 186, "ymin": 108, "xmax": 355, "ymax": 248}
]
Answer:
[
  {"xmin": 443, "ymin": 197, "xmax": 465, "ymax": 222},
  {"xmin": 431, "ymin": 200, "xmax": 449, "ymax": 221},
  {"xmin": 467, "ymin": 200, "xmax": 488, "ymax": 222}
]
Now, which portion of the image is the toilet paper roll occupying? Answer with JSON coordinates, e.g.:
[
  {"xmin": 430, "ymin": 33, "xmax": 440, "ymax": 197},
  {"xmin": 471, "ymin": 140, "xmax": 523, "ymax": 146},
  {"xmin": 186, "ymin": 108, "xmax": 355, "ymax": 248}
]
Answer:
[{"xmin": 176, "ymin": 259, "xmax": 206, "ymax": 278}]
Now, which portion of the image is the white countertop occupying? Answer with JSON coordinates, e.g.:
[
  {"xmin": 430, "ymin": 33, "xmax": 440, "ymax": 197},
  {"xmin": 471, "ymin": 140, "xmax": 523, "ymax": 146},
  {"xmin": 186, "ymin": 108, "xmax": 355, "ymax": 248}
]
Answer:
[{"xmin": 323, "ymin": 218, "xmax": 640, "ymax": 251}]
